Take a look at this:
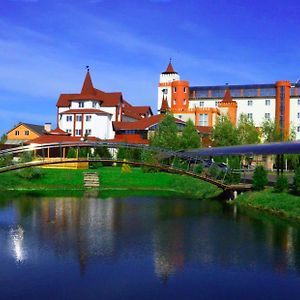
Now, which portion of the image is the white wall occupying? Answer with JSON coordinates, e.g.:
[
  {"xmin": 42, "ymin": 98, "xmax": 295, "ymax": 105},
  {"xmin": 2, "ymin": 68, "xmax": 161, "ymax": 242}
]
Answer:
[{"xmin": 290, "ymin": 97, "xmax": 300, "ymax": 140}]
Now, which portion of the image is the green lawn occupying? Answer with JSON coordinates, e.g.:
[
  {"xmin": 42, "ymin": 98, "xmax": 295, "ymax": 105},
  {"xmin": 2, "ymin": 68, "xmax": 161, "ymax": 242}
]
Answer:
[
  {"xmin": 0, "ymin": 167, "xmax": 221, "ymax": 199},
  {"xmin": 235, "ymin": 189, "xmax": 300, "ymax": 220}
]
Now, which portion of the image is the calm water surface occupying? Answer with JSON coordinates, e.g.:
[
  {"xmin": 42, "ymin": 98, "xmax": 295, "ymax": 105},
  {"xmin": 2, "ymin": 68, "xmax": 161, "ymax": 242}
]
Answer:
[{"xmin": 1, "ymin": 193, "xmax": 300, "ymax": 299}]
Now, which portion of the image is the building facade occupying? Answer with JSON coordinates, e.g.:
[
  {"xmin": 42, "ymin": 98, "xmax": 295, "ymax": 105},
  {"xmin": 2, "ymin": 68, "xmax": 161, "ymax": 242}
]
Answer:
[
  {"xmin": 57, "ymin": 69, "xmax": 152, "ymax": 140},
  {"xmin": 157, "ymin": 62, "xmax": 300, "ymax": 141}
]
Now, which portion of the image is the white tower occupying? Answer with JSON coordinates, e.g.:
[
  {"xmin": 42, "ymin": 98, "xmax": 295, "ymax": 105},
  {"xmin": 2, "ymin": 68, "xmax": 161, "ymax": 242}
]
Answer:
[{"xmin": 157, "ymin": 60, "xmax": 180, "ymax": 113}]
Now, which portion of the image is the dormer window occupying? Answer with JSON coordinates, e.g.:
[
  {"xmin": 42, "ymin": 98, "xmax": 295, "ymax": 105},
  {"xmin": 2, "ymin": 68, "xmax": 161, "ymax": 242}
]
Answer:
[{"xmin": 79, "ymin": 101, "xmax": 84, "ymax": 108}]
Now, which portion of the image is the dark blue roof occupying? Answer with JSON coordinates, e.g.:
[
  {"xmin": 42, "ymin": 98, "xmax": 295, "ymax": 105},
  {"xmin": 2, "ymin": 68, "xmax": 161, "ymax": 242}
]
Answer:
[{"xmin": 181, "ymin": 142, "xmax": 300, "ymax": 158}]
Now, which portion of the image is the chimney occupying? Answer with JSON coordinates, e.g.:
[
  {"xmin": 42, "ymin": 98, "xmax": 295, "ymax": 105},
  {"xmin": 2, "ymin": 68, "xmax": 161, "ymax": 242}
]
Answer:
[{"xmin": 44, "ymin": 122, "xmax": 51, "ymax": 133}]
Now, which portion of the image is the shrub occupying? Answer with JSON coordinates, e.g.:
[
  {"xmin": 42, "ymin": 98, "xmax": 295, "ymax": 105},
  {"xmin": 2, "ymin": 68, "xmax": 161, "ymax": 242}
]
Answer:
[
  {"xmin": 0, "ymin": 154, "xmax": 13, "ymax": 167},
  {"xmin": 194, "ymin": 164, "xmax": 203, "ymax": 174},
  {"xmin": 17, "ymin": 168, "xmax": 44, "ymax": 180},
  {"xmin": 293, "ymin": 167, "xmax": 300, "ymax": 195},
  {"xmin": 121, "ymin": 162, "xmax": 132, "ymax": 173},
  {"xmin": 252, "ymin": 165, "xmax": 268, "ymax": 190},
  {"xmin": 141, "ymin": 151, "xmax": 159, "ymax": 173},
  {"xmin": 19, "ymin": 151, "xmax": 33, "ymax": 163},
  {"xmin": 89, "ymin": 155, "xmax": 103, "ymax": 169},
  {"xmin": 67, "ymin": 147, "xmax": 76, "ymax": 158},
  {"xmin": 274, "ymin": 175, "xmax": 289, "ymax": 193}
]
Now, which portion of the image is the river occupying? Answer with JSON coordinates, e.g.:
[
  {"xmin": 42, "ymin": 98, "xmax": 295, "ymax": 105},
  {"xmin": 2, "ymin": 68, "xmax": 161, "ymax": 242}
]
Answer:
[{"xmin": 1, "ymin": 192, "xmax": 300, "ymax": 299}]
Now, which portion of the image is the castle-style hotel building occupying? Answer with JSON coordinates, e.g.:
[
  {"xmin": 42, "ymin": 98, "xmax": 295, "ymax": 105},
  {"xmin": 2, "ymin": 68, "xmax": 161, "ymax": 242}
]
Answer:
[{"xmin": 158, "ymin": 61, "xmax": 300, "ymax": 140}]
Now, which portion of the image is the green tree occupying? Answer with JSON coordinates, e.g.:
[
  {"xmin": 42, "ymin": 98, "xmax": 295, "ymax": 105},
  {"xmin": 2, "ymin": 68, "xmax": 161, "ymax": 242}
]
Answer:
[
  {"xmin": 0, "ymin": 134, "xmax": 7, "ymax": 144},
  {"xmin": 67, "ymin": 147, "xmax": 76, "ymax": 158},
  {"xmin": 150, "ymin": 113, "xmax": 180, "ymax": 150},
  {"xmin": 274, "ymin": 175, "xmax": 289, "ymax": 193},
  {"xmin": 237, "ymin": 114, "xmax": 260, "ymax": 145},
  {"xmin": 252, "ymin": 165, "xmax": 268, "ymax": 190},
  {"xmin": 180, "ymin": 119, "xmax": 201, "ymax": 149},
  {"xmin": 293, "ymin": 166, "xmax": 300, "ymax": 195},
  {"xmin": 261, "ymin": 119, "xmax": 281, "ymax": 142},
  {"xmin": 212, "ymin": 115, "xmax": 239, "ymax": 147}
]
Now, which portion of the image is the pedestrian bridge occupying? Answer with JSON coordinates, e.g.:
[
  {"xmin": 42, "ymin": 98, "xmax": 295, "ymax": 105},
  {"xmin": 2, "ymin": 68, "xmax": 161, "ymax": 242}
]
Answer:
[{"xmin": 0, "ymin": 141, "xmax": 252, "ymax": 193}]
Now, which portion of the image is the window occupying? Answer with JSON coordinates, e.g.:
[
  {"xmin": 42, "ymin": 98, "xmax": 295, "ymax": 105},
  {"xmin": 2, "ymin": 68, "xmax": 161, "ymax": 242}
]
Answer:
[
  {"xmin": 178, "ymin": 115, "xmax": 182, "ymax": 119},
  {"xmin": 86, "ymin": 115, "xmax": 92, "ymax": 121},
  {"xmin": 265, "ymin": 113, "xmax": 270, "ymax": 119},
  {"xmin": 66, "ymin": 129, "xmax": 72, "ymax": 133},
  {"xmin": 76, "ymin": 115, "xmax": 82, "ymax": 122},
  {"xmin": 183, "ymin": 99, "xmax": 186, "ymax": 105},
  {"xmin": 183, "ymin": 87, "xmax": 187, "ymax": 93},
  {"xmin": 199, "ymin": 114, "xmax": 208, "ymax": 126},
  {"xmin": 79, "ymin": 101, "xmax": 84, "ymax": 108},
  {"xmin": 247, "ymin": 100, "xmax": 253, "ymax": 106},
  {"xmin": 75, "ymin": 129, "xmax": 81, "ymax": 136},
  {"xmin": 297, "ymin": 126, "xmax": 300, "ymax": 133},
  {"xmin": 85, "ymin": 129, "xmax": 91, "ymax": 135},
  {"xmin": 66, "ymin": 115, "xmax": 72, "ymax": 122},
  {"xmin": 173, "ymin": 87, "xmax": 177, "ymax": 93},
  {"xmin": 215, "ymin": 101, "xmax": 220, "ymax": 106},
  {"xmin": 199, "ymin": 101, "xmax": 204, "ymax": 107},
  {"xmin": 247, "ymin": 113, "xmax": 253, "ymax": 120},
  {"xmin": 15, "ymin": 130, "xmax": 19, "ymax": 136},
  {"xmin": 298, "ymin": 113, "xmax": 300, "ymax": 119},
  {"xmin": 24, "ymin": 130, "xmax": 29, "ymax": 136},
  {"xmin": 92, "ymin": 101, "xmax": 97, "ymax": 108},
  {"xmin": 173, "ymin": 99, "xmax": 176, "ymax": 105},
  {"xmin": 265, "ymin": 99, "xmax": 270, "ymax": 106}
]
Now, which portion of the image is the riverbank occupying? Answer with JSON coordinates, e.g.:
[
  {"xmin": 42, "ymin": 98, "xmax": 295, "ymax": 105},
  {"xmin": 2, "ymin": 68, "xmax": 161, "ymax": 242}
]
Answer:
[
  {"xmin": 235, "ymin": 189, "xmax": 300, "ymax": 220},
  {"xmin": 0, "ymin": 167, "xmax": 221, "ymax": 199}
]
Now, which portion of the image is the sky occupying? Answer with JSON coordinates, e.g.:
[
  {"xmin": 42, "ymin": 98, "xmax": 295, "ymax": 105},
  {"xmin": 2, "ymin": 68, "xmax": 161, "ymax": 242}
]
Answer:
[{"xmin": 1, "ymin": 0, "xmax": 300, "ymax": 134}]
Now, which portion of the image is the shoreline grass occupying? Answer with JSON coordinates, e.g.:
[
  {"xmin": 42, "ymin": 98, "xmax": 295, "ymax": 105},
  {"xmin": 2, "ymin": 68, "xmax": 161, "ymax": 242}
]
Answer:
[
  {"xmin": 234, "ymin": 189, "xmax": 300, "ymax": 221},
  {"xmin": 0, "ymin": 167, "xmax": 221, "ymax": 199}
]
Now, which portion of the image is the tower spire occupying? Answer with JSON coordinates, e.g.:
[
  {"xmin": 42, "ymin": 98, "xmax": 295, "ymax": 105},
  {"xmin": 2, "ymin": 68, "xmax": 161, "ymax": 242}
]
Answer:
[
  {"xmin": 159, "ymin": 95, "xmax": 170, "ymax": 114},
  {"xmin": 81, "ymin": 67, "xmax": 96, "ymax": 95}
]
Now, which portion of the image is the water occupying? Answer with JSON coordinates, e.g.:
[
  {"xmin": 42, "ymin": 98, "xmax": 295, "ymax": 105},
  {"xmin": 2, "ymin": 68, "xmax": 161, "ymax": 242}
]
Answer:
[{"xmin": 1, "ymin": 193, "xmax": 300, "ymax": 299}]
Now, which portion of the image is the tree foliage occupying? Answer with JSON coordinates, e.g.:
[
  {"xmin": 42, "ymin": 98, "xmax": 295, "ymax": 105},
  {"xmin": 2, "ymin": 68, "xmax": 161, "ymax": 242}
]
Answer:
[
  {"xmin": 293, "ymin": 167, "xmax": 300, "ymax": 195},
  {"xmin": 237, "ymin": 114, "xmax": 260, "ymax": 145},
  {"xmin": 150, "ymin": 113, "xmax": 180, "ymax": 150},
  {"xmin": 261, "ymin": 119, "xmax": 281, "ymax": 142},
  {"xmin": 180, "ymin": 119, "xmax": 201, "ymax": 149},
  {"xmin": 0, "ymin": 134, "xmax": 7, "ymax": 145},
  {"xmin": 252, "ymin": 165, "xmax": 268, "ymax": 191},
  {"xmin": 212, "ymin": 115, "xmax": 239, "ymax": 147}
]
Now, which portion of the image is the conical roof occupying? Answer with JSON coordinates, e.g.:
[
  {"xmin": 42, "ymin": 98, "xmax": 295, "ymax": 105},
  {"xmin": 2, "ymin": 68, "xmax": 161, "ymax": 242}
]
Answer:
[
  {"xmin": 162, "ymin": 60, "xmax": 177, "ymax": 74},
  {"xmin": 159, "ymin": 95, "xmax": 170, "ymax": 113},
  {"xmin": 81, "ymin": 70, "xmax": 96, "ymax": 95},
  {"xmin": 222, "ymin": 89, "xmax": 233, "ymax": 102}
]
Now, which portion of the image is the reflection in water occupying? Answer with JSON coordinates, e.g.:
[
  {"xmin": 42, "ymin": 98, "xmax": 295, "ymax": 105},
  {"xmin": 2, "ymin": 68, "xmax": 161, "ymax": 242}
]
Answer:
[
  {"xmin": 9, "ymin": 226, "xmax": 27, "ymax": 263},
  {"xmin": 1, "ymin": 195, "xmax": 300, "ymax": 298}
]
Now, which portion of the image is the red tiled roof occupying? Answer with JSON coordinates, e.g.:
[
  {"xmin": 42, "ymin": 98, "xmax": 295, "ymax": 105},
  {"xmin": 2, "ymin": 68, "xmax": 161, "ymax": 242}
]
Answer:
[
  {"xmin": 60, "ymin": 108, "xmax": 112, "ymax": 115},
  {"xmin": 162, "ymin": 60, "xmax": 177, "ymax": 74},
  {"xmin": 81, "ymin": 71, "xmax": 96, "ymax": 95},
  {"xmin": 159, "ymin": 96, "xmax": 170, "ymax": 112},
  {"xmin": 222, "ymin": 89, "xmax": 233, "ymax": 102},
  {"xmin": 56, "ymin": 71, "xmax": 122, "ymax": 108},
  {"xmin": 48, "ymin": 127, "xmax": 70, "ymax": 136},
  {"xmin": 121, "ymin": 100, "xmax": 152, "ymax": 120},
  {"xmin": 108, "ymin": 134, "xmax": 149, "ymax": 144},
  {"xmin": 113, "ymin": 114, "xmax": 185, "ymax": 131}
]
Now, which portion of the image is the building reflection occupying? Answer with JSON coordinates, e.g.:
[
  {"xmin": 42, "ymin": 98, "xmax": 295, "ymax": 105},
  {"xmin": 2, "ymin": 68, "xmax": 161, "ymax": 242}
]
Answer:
[{"xmin": 1, "ymin": 196, "xmax": 300, "ymax": 279}]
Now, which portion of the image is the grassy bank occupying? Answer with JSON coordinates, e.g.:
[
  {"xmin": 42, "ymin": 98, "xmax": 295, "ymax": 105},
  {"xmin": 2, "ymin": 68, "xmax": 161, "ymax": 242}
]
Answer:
[
  {"xmin": 0, "ymin": 167, "xmax": 221, "ymax": 199},
  {"xmin": 235, "ymin": 189, "xmax": 300, "ymax": 220}
]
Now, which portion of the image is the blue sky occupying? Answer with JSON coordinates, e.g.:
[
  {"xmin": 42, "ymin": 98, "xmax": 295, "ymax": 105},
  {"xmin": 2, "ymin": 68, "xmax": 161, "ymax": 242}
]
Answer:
[{"xmin": 1, "ymin": 0, "xmax": 300, "ymax": 134}]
